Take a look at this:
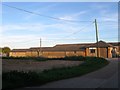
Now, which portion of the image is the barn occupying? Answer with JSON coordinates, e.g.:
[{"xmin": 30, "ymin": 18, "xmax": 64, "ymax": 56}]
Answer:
[{"xmin": 9, "ymin": 40, "xmax": 119, "ymax": 58}]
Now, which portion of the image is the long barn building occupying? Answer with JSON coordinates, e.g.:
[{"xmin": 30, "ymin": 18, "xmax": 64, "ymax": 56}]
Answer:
[{"xmin": 9, "ymin": 41, "xmax": 120, "ymax": 58}]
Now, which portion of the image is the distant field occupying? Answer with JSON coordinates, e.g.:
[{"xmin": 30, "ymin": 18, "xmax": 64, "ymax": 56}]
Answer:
[{"xmin": 2, "ymin": 59, "xmax": 83, "ymax": 72}]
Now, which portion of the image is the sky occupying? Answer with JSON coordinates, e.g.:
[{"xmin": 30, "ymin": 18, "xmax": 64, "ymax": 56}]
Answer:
[{"xmin": 1, "ymin": 2, "xmax": 118, "ymax": 49}]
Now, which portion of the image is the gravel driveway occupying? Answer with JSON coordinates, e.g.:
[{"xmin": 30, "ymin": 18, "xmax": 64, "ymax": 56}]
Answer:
[{"xmin": 2, "ymin": 59, "xmax": 83, "ymax": 72}]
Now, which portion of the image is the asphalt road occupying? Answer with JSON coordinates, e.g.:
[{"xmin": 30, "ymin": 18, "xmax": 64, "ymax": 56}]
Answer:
[{"xmin": 16, "ymin": 58, "xmax": 119, "ymax": 89}]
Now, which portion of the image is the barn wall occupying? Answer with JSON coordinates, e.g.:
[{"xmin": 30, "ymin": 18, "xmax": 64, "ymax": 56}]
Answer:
[
  {"xmin": 30, "ymin": 51, "xmax": 38, "ymax": 57},
  {"xmin": 9, "ymin": 52, "xmax": 26, "ymax": 57},
  {"xmin": 99, "ymin": 48, "xmax": 107, "ymax": 58},
  {"xmin": 108, "ymin": 47, "xmax": 113, "ymax": 58},
  {"xmin": 40, "ymin": 51, "xmax": 85, "ymax": 58},
  {"xmin": 42, "ymin": 51, "xmax": 65, "ymax": 58},
  {"xmin": 76, "ymin": 51, "xmax": 85, "ymax": 56},
  {"xmin": 9, "ymin": 46, "xmax": 114, "ymax": 58}
]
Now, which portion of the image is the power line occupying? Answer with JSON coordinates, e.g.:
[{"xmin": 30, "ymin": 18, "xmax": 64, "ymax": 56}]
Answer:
[
  {"xmin": 62, "ymin": 22, "xmax": 94, "ymax": 38},
  {"xmin": 3, "ymin": 4, "xmax": 117, "ymax": 23},
  {"xmin": 3, "ymin": 4, "xmax": 93, "ymax": 23},
  {"xmin": 2, "ymin": 4, "xmax": 118, "ymax": 46}
]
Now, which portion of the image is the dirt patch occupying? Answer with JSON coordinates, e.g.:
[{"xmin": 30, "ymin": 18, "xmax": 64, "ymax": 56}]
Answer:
[{"xmin": 2, "ymin": 59, "xmax": 83, "ymax": 72}]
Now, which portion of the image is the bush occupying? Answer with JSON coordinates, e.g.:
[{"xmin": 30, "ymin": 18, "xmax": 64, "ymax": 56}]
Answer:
[
  {"xmin": 47, "ymin": 56, "xmax": 85, "ymax": 61},
  {"xmin": 64, "ymin": 56, "xmax": 85, "ymax": 61}
]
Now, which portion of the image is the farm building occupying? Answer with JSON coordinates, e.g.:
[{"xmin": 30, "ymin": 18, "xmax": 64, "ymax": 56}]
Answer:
[{"xmin": 9, "ymin": 41, "xmax": 120, "ymax": 58}]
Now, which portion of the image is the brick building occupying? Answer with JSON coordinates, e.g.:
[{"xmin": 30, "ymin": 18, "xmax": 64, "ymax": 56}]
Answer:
[{"xmin": 9, "ymin": 41, "xmax": 120, "ymax": 58}]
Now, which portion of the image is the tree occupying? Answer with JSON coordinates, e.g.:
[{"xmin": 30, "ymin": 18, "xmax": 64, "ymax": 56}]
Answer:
[
  {"xmin": 2, "ymin": 47, "xmax": 11, "ymax": 57},
  {"xmin": 0, "ymin": 48, "xmax": 2, "ymax": 53}
]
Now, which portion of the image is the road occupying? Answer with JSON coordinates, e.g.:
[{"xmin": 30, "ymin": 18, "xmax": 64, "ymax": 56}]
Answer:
[{"xmin": 16, "ymin": 58, "xmax": 119, "ymax": 89}]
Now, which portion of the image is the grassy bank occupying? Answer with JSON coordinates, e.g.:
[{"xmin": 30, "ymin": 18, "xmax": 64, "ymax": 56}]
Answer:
[{"xmin": 2, "ymin": 57, "xmax": 109, "ymax": 90}]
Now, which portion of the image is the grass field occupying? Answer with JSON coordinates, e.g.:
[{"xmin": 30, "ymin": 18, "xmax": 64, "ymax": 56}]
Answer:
[
  {"xmin": 3, "ymin": 59, "xmax": 82, "ymax": 72},
  {"xmin": 2, "ymin": 56, "xmax": 109, "ymax": 90}
]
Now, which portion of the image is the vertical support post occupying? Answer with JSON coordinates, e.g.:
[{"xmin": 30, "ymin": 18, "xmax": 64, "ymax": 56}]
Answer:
[
  {"xmin": 95, "ymin": 19, "xmax": 99, "ymax": 57},
  {"xmin": 39, "ymin": 38, "xmax": 41, "ymax": 57}
]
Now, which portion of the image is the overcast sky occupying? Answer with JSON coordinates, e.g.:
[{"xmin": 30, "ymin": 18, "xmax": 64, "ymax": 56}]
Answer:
[{"xmin": 1, "ymin": 2, "xmax": 118, "ymax": 49}]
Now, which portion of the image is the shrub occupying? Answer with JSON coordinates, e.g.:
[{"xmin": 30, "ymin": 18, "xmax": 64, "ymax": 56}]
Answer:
[{"xmin": 64, "ymin": 56, "xmax": 85, "ymax": 61}]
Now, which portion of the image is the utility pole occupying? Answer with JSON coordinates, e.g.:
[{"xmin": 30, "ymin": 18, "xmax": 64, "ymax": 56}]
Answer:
[
  {"xmin": 95, "ymin": 19, "xmax": 99, "ymax": 57},
  {"xmin": 39, "ymin": 38, "xmax": 42, "ymax": 57}
]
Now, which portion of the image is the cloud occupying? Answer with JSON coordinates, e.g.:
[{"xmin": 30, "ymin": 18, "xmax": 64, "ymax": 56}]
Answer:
[
  {"xmin": 1, "ymin": 21, "xmax": 94, "ymax": 49},
  {"xmin": 1, "ymin": 34, "xmax": 64, "ymax": 49},
  {"xmin": 2, "ymin": 22, "xmax": 87, "ymax": 34},
  {"xmin": 1, "ymin": 3, "xmax": 118, "ymax": 49},
  {"xmin": 99, "ymin": 13, "xmax": 118, "ymax": 22},
  {"xmin": 59, "ymin": 16, "xmax": 73, "ymax": 20},
  {"xmin": 58, "ymin": 11, "xmax": 87, "ymax": 20},
  {"xmin": 1, "ymin": 34, "xmax": 41, "ymax": 49},
  {"xmin": 2, "ymin": 23, "xmax": 47, "ymax": 32},
  {"xmin": 72, "ymin": 11, "xmax": 87, "ymax": 17},
  {"xmin": 1, "ymin": 35, "xmax": 38, "ymax": 43}
]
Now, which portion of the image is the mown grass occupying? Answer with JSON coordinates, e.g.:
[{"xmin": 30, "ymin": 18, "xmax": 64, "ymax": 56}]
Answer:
[{"xmin": 2, "ymin": 56, "xmax": 109, "ymax": 90}]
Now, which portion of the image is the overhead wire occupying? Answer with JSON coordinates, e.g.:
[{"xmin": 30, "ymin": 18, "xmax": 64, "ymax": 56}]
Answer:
[
  {"xmin": 3, "ymin": 4, "xmax": 117, "ymax": 23},
  {"xmin": 62, "ymin": 21, "xmax": 95, "ymax": 38},
  {"xmin": 3, "ymin": 4, "xmax": 93, "ymax": 23},
  {"xmin": 2, "ymin": 4, "xmax": 118, "ymax": 45}
]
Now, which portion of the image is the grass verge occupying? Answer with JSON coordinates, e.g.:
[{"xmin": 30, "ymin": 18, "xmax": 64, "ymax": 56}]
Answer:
[{"xmin": 2, "ymin": 57, "xmax": 109, "ymax": 90}]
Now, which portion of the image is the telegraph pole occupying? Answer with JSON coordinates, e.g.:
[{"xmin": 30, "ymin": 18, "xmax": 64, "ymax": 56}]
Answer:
[
  {"xmin": 95, "ymin": 19, "xmax": 99, "ymax": 57},
  {"xmin": 39, "ymin": 38, "xmax": 42, "ymax": 57}
]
